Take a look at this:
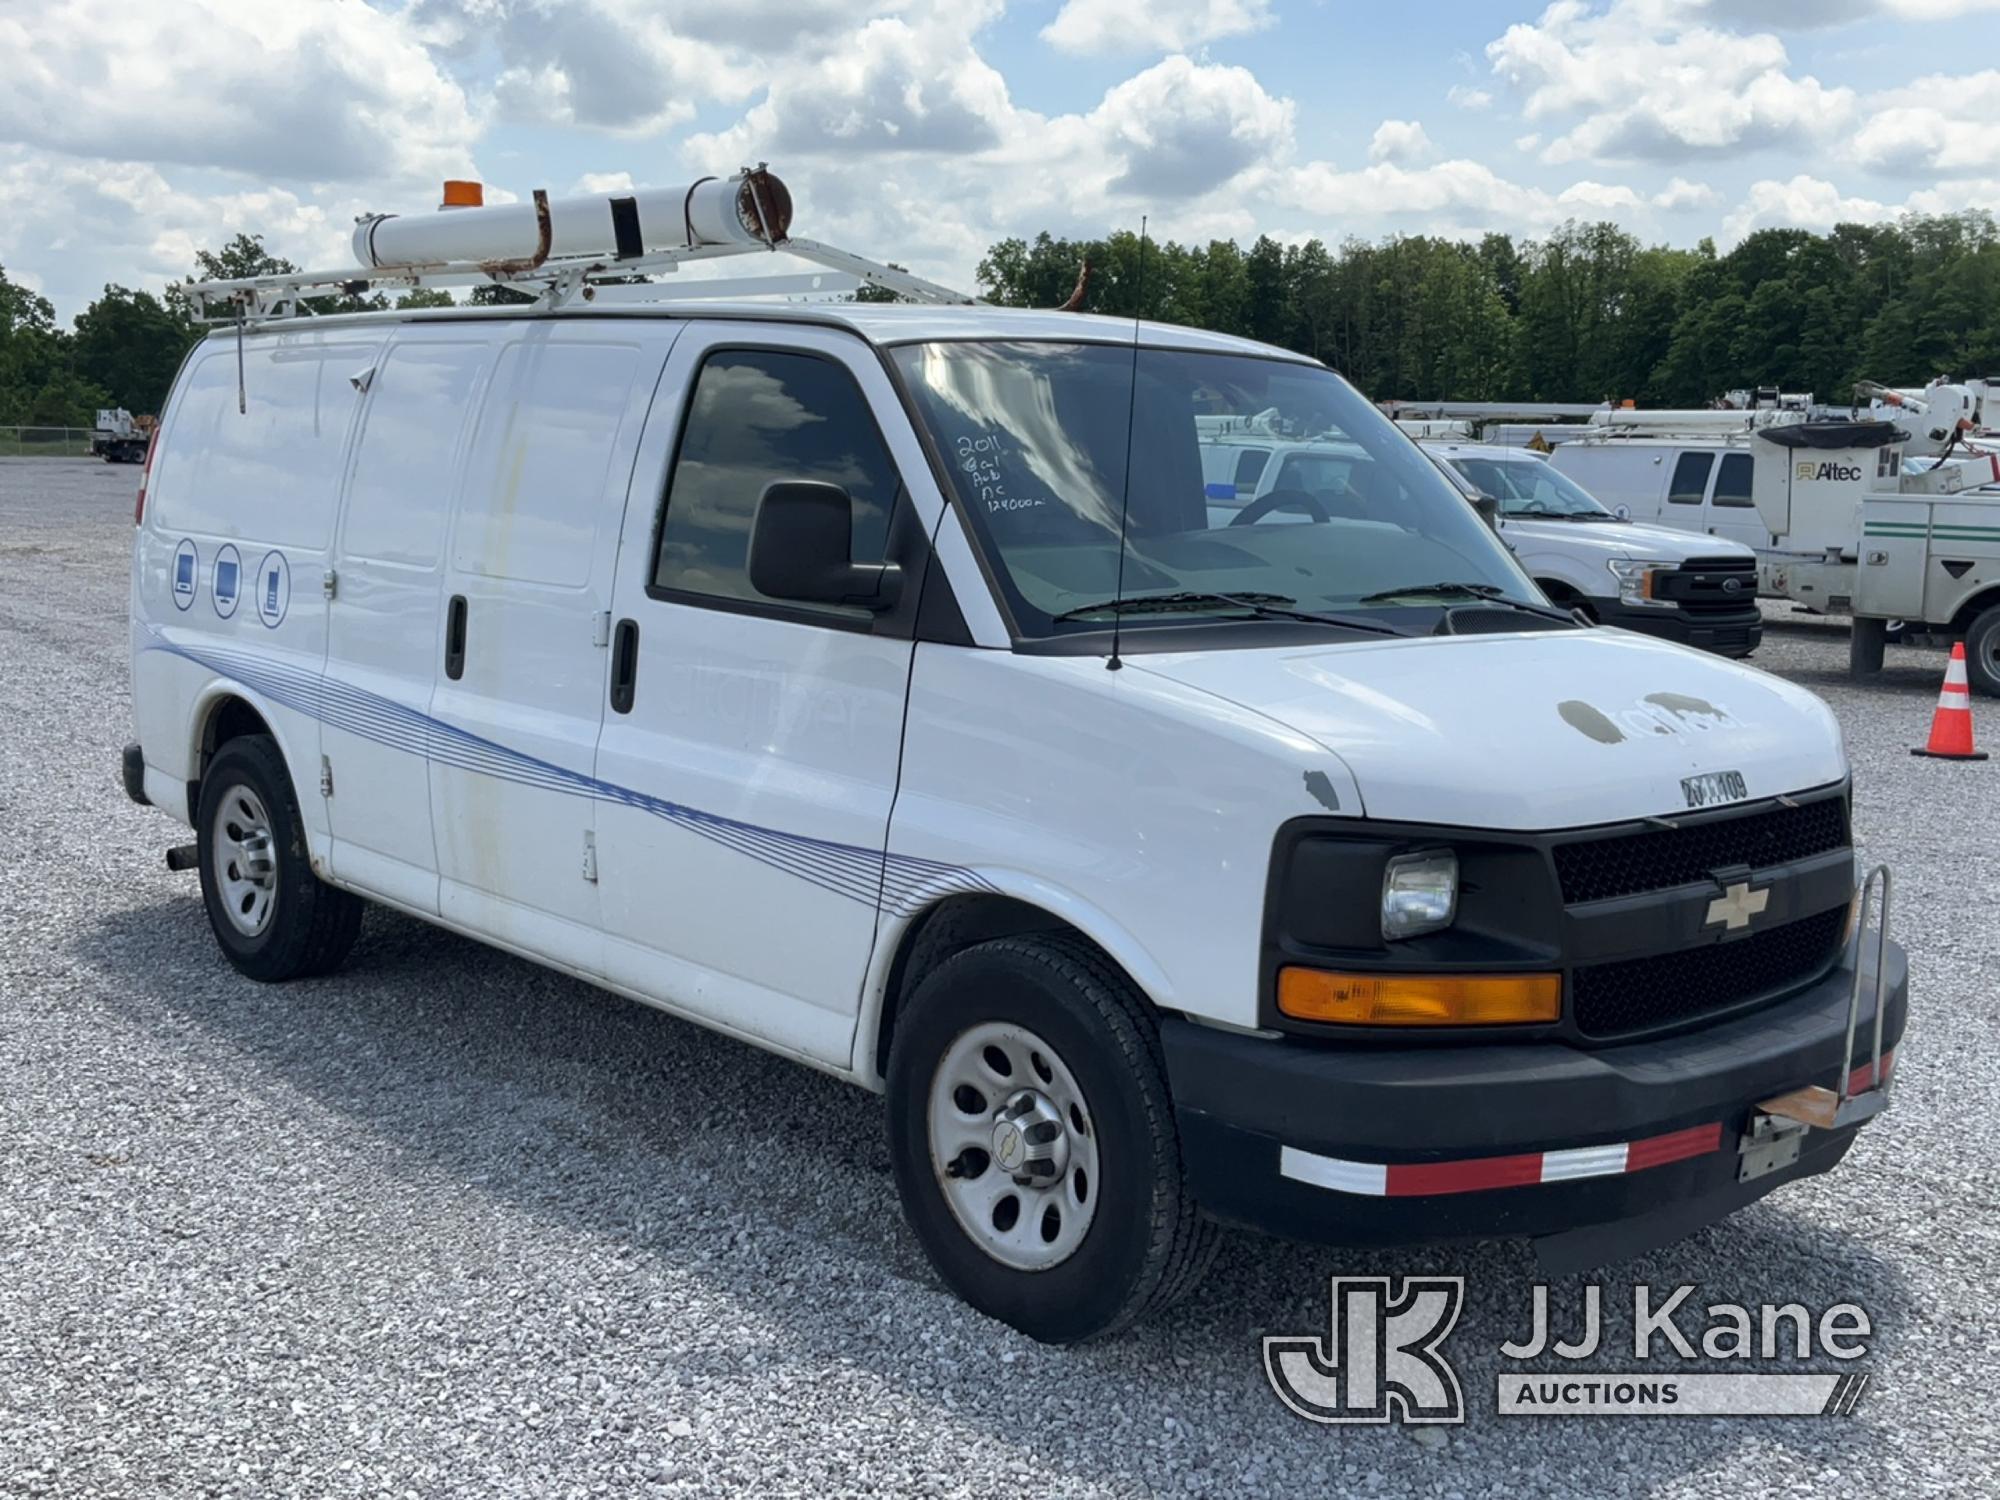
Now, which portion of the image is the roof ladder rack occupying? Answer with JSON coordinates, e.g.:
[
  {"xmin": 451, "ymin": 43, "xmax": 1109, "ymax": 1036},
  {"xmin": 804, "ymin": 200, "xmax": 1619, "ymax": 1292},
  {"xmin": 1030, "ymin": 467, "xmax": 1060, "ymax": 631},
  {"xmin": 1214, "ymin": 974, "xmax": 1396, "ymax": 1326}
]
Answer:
[{"xmin": 181, "ymin": 164, "xmax": 978, "ymax": 325}]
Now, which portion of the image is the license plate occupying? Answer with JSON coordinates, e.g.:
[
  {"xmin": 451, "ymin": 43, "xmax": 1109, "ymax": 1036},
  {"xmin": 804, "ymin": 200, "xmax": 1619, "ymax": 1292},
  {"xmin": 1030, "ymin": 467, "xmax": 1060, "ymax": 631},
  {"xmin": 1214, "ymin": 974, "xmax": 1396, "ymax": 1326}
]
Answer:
[{"xmin": 1681, "ymin": 770, "xmax": 1747, "ymax": 808}]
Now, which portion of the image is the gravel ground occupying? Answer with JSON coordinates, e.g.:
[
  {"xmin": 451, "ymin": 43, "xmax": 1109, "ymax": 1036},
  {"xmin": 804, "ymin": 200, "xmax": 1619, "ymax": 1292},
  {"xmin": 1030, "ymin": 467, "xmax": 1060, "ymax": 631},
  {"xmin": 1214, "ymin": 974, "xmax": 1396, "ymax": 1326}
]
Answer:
[{"xmin": 3, "ymin": 456, "xmax": 1996, "ymax": 1499}]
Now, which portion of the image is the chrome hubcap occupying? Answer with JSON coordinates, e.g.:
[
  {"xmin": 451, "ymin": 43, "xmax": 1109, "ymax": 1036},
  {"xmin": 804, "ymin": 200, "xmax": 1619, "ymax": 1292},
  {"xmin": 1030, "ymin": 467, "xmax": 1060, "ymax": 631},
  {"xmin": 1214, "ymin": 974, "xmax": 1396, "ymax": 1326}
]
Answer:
[
  {"xmin": 928, "ymin": 1022, "xmax": 1098, "ymax": 1271},
  {"xmin": 211, "ymin": 785, "xmax": 278, "ymax": 937}
]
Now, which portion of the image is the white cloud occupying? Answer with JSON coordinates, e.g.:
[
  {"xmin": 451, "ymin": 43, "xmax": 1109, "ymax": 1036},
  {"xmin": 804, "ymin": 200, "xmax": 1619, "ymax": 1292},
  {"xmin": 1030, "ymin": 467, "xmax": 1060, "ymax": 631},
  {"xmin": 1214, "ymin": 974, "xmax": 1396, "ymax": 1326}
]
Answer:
[
  {"xmin": 1485, "ymin": 1, "xmax": 1856, "ymax": 164},
  {"xmin": 1557, "ymin": 180, "xmax": 1644, "ymax": 211},
  {"xmin": 0, "ymin": 0, "xmax": 478, "ymax": 185},
  {"xmin": 1717, "ymin": 172, "xmax": 2000, "ymax": 243},
  {"xmin": 1720, "ymin": 174, "xmax": 1891, "ymax": 239},
  {"xmin": 1090, "ymin": 58, "xmax": 1296, "ymax": 196},
  {"xmin": 1702, "ymin": 0, "xmax": 2000, "ymax": 24},
  {"xmin": 1849, "ymin": 70, "xmax": 2000, "ymax": 177},
  {"xmin": 1280, "ymin": 157, "xmax": 1546, "ymax": 226},
  {"xmin": 1041, "ymin": 0, "xmax": 1273, "ymax": 55},
  {"xmin": 1652, "ymin": 176, "xmax": 1718, "ymax": 210},
  {"xmin": 686, "ymin": 2, "xmax": 1016, "ymax": 160},
  {"xmin": 409, "ymin": 0, "xmax": 755, "ymax": 134},
  {"xmin": 690, "ymin": 37, "xmax": 1293, "ymax": 208},
  {"xmin": 1448, "ymin": 85, "xmax": 1494, "ymax": 110},
  {"xmin": 0, "ymin": 150, "xmax": 359, "ymax": 304},
  {"xmin": 1369, "ymin": 120, "xmax": 1435, "ymax": 165}
]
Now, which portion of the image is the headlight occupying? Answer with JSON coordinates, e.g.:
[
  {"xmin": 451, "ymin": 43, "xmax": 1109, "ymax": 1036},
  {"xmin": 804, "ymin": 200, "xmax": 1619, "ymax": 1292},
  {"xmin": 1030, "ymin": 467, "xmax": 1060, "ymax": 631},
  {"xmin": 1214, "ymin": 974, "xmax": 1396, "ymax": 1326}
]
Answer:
[
  {"xmin": 1381, "ymin": 849, "xmax": 1456, "ymax": 940},
  {"xmin": 1606, "ymin": 557, "xmax": 1678, "ymax": 609}
]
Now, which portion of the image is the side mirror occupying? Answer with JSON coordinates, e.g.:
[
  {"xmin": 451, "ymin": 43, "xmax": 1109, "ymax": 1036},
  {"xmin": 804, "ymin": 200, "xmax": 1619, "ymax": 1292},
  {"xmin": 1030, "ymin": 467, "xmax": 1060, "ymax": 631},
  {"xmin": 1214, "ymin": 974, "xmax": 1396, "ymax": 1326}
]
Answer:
[
  {"xmin": 1472, "ymin": 493, "xmax": 1501, "ymax": 532},
  {"xmin": 747, "ymin": 480, "xmax": 903, "ymax": 612}
]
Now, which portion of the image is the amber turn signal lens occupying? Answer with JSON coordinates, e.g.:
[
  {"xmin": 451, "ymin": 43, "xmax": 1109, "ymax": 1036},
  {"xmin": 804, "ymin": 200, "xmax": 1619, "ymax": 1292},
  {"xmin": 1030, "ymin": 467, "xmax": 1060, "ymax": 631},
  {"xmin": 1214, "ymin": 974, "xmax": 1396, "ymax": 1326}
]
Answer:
[{"xmin": 1277, "ymin": 968, "xmax": 1561, "ymax": 1026}]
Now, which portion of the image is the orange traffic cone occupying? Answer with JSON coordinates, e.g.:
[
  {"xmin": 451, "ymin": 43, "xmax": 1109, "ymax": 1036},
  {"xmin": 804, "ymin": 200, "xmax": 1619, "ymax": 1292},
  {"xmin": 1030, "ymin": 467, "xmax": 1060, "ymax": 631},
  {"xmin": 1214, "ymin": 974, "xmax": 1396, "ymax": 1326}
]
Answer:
[{"xmin": 1912, "ymin": 642, "xmax": 1988, "ymax": 760}]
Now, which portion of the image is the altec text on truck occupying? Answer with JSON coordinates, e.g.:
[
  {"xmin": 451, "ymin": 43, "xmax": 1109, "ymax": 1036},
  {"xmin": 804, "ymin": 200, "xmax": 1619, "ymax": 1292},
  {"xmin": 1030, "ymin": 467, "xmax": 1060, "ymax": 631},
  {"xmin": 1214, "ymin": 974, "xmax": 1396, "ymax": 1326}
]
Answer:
[{"xmin": 126, "ymin": 167, "xmax": 1904, "ymax": 1343}]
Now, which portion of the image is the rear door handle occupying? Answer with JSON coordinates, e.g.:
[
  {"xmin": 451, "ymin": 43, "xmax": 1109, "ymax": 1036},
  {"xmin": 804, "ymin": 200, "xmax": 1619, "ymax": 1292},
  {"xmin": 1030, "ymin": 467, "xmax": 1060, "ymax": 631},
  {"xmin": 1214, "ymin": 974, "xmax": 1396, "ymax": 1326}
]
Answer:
[
  {"xmin": 444, "ymin": 594, "xmax": 467, "ymax": 680},
  {"xmin": 610, "ymin": 617, "xmax": 639, "ymax": 714}
]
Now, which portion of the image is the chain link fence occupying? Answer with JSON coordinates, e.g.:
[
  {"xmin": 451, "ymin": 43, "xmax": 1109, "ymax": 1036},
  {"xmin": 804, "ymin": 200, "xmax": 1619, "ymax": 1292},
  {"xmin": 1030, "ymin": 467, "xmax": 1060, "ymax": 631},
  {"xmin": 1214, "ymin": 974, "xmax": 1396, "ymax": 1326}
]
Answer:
[{"xmin": 0, "ymin": 427, "xmax": 97, "ymax": 457}]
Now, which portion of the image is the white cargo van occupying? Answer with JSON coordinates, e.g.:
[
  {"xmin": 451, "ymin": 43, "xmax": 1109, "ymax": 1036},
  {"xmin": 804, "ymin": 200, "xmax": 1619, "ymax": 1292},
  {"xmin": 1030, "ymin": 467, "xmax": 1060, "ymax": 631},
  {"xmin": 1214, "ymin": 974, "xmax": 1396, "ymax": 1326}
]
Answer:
[
  {"xmin": 125, "ymin": 175, "xmax": 1904, "ymax": 1342},
  {"xmin": 1552, "ymin": 424, "xmax": 1776, "ymax": 552}
]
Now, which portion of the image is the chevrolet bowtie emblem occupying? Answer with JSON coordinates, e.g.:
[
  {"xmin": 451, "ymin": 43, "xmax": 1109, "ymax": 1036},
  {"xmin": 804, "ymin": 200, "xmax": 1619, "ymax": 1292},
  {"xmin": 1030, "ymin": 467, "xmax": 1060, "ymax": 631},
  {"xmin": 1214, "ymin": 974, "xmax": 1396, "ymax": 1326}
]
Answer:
[{"xmin": 1705, "ymin": 881, "xmax": 1770, "ymax": 931}]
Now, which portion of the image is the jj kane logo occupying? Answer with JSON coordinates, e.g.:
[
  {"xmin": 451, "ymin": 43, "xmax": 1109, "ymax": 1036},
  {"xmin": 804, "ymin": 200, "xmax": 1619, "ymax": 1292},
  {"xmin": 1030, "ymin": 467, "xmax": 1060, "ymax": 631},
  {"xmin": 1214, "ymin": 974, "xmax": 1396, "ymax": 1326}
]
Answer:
[
  {"xmin": 1264, "ymin": 1282, "xmax": 1876, "ymax": 1424},
  {"xmin": 1263, "ymin": 1277, "xmax": 1465, "ymax": 1424}
]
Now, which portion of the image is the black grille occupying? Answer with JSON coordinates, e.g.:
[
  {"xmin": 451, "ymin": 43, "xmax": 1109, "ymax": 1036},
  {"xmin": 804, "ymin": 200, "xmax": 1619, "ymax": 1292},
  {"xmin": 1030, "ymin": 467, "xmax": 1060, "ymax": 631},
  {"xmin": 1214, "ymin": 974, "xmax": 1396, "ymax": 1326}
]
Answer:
[
  {"xmin": 1663, "ymin": 557, "xmax": 1760, "ymax": 618},
  {"xmin": 1554, "ymin": 797, "xmax": 1848, "ymax": 904},
  {"xmin": 1572, "ymin": 906, "xmax": 1847, "ymax": 1039}
]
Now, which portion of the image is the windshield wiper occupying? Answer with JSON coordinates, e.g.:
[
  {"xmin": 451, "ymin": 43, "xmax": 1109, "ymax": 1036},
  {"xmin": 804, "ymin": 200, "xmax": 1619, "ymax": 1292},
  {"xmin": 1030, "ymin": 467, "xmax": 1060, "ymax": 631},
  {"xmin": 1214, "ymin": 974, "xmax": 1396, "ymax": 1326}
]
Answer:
[
  {"xmin": 1054, "ymin": 590, "xmax": 1296, "ymax": 620},
  {"xmin": 1054, "ymin": 590, "xmax": 1405, "ymax": 636},
  {"xmin": 1357, "ymin": 581, "xmax": 1577, "ymax": 624}
]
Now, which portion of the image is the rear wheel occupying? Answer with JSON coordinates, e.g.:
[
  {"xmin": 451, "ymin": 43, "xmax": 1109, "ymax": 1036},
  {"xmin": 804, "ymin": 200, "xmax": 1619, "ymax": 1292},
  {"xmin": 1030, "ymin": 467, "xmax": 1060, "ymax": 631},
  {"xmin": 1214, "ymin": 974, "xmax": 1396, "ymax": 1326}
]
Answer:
[
  {"xmin": 886, "ymin": 933, "xmax": 1217, "ymax": 1343},
  {"xmin": 1965, "ymin": 606, "xmax": 2000, "ymax": 698},
  {"xmin": 195, "ymin": 734, "xmax": 362, "ymax": 981}
]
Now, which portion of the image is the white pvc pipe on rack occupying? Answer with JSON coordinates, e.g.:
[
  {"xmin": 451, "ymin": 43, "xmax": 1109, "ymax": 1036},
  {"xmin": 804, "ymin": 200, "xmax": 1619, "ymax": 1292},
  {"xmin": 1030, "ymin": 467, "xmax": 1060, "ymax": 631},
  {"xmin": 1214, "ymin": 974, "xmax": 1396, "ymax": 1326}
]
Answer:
[{"xmin": 350, "ymin": 170, "xmax": 792, "ymax": 270}]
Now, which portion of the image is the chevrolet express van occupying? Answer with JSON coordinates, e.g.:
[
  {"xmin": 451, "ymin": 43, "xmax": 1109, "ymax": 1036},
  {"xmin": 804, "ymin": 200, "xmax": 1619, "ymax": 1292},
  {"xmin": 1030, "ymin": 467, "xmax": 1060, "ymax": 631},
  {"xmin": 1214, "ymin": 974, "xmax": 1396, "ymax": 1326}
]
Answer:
[{"xmin": 128, "ymin": 300, "xmax": 1905, "ymax": 1342}]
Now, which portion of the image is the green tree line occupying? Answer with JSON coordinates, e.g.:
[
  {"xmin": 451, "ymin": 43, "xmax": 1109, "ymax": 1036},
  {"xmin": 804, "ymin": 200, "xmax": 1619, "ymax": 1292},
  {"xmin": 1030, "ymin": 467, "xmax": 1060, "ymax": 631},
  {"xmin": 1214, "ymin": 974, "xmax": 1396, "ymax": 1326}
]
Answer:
[
  {"xmin": 0, "ymin": 236, "xmax": 454, "ymax": 429},
  {"xmin": 8, "ymin": 211, "xmax": 1999, "ymax": 426},
  {"xmin": 977, "ymin": 212, "xmax": 2000, "ymax": 405}
]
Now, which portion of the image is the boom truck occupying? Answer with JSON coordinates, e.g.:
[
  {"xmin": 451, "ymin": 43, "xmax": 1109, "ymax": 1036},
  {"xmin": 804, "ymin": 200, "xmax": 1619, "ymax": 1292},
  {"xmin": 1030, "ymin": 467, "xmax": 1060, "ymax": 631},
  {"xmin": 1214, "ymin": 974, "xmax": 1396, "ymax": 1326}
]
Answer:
[
  {"xmin": 1548, "ymin": 388, "xmax": 2000, "ymax": 693},
  {"xmin": 91, "ymin": 409, "xmax": 155, "ymax": 464}
]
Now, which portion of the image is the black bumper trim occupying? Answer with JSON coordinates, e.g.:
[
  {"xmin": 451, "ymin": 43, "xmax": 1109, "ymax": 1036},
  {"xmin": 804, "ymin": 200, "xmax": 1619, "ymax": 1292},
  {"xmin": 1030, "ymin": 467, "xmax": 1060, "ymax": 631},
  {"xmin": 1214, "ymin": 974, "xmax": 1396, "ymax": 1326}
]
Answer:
[
  {"xmin": 1586, "ymin": 595, "xmax": 1763, "ymax": 656},
  {"xmin": 1164, "ymin": 937, "xmax": 1905, "ymax": 1250},
  {"xmin": 121, "ymin": 743, "xmax": 149, "ymax": 807}
]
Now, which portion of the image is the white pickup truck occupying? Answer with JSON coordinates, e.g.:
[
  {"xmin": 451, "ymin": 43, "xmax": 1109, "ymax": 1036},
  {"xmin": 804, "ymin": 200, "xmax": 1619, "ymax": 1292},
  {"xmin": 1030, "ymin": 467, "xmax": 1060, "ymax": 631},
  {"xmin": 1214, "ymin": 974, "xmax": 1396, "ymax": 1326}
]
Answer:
[{"xmin": 1204, "ymin": 431, "xmax": 1763, "ymax": 657}]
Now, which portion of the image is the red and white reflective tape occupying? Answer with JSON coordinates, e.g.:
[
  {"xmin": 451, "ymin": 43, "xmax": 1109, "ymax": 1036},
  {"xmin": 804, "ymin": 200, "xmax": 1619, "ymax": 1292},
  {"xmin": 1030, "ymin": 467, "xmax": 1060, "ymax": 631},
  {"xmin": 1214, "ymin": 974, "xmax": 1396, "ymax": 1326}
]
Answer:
[
  {"xmin": 1939, "ymin": 650, "xmax": 1972, "ymax": 711},
  {"xmin": 1279, "ymin": 1052, "xmax": 1894, "ymax": 1199}
]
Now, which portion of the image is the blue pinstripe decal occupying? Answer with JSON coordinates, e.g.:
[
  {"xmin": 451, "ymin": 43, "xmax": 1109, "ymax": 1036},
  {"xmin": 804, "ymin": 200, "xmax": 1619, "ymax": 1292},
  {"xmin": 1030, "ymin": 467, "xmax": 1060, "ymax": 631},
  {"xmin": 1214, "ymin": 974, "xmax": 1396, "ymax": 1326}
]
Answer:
[{"xmin": 147, "ymin": 632, "xmax": 996, "ymax": 918}]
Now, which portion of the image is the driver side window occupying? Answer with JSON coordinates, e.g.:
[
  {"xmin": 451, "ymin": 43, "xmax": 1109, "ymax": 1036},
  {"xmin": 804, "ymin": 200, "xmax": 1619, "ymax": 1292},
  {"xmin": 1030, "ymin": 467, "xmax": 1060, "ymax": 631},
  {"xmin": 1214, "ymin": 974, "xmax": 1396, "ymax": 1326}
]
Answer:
[{"xmin": 652, "ymin": 348, "xmax": 902, "ymax": 616}]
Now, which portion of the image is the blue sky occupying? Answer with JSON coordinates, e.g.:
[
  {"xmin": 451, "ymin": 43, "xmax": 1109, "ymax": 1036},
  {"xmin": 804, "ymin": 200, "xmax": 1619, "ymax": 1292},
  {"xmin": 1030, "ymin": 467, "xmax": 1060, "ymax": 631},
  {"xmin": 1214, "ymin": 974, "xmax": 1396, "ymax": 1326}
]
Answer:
[{"xmin": 2, "ymin": 0, "xmax": 1997, "ymax": 321}]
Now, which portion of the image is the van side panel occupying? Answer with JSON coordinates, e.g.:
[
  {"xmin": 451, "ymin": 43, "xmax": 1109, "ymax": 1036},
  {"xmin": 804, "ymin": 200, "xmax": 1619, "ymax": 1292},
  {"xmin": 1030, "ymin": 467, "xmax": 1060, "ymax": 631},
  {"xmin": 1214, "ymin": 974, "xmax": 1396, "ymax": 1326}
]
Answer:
[
  {"xmin": 133, "ymin": 330, "xmax": 384, "ymax": 846},
  {"xmin": 428, "ymin": 323, "xmax": 674, "ymax": 975},
  {"xmin": 1550, "ymin": 444, "xmax": 1670, "ymax": 526},
  {"xmin": 323, "ymin": 331, "xmax": 499, "ymax": 913}
]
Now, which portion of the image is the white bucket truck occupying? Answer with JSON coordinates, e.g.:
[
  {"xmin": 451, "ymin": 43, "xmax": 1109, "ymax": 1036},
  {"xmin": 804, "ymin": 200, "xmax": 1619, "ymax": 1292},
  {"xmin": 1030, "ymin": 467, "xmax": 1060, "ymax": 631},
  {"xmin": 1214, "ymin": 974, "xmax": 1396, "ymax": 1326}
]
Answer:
[{"xmin": 125, "ymin": 169, "xmax": 1903, "ymax": 1341}]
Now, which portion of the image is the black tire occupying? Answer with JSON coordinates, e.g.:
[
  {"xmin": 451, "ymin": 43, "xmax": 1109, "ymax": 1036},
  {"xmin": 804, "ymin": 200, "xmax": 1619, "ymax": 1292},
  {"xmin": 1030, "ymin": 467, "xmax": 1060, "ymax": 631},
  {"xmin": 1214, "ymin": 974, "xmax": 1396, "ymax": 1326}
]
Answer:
[
  {"xmin": 886, "ymin": 933, "xmax": 1218, "ymax": 1343},
  {"xmin": 194, "ymin": 734, "xmax": 362, "ymax": 981},
  {"xmin": 1964, "ymin": 606, "xmax": 2000, "ymax": 698}
]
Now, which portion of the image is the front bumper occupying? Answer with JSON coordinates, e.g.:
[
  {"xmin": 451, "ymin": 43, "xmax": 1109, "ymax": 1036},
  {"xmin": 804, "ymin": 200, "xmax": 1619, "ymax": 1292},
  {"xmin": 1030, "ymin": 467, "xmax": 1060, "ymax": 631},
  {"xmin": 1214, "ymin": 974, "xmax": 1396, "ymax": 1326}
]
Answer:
[
  {"xmin": 1588, "ymin": 596, "xmax": 1763, "ymax": 657},
  {"xmin": 1164, "ymin": 935, "xmax": 1905, "ymax": 1266}
]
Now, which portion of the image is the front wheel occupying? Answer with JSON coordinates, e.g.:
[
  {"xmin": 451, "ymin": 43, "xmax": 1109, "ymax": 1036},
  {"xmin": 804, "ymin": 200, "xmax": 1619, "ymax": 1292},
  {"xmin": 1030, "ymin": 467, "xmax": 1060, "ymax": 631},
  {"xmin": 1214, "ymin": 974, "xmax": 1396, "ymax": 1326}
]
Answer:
[
  {"xmin": 886, "ymin": 933, "xmax": 1217, "ymax": 1343},
  {"xmin": 195, "ymin": 734, "xmax": 363, "ymax": 981},
  {"xmin": 1964, "ymin": 606, "xmax": 2000, "ymax": 697}
]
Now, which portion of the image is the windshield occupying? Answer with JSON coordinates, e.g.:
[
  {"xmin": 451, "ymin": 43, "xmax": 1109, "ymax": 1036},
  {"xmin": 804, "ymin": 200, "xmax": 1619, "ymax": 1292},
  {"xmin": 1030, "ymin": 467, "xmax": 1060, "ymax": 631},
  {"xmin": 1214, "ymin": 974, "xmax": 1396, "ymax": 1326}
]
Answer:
[
  {"xmin": 1445, "ymin": 454, "xmax": 1612, "ymax": 518},
  {"xmin": 892, "ymin": 341, "xmax": 1540, "ymax": 638}
]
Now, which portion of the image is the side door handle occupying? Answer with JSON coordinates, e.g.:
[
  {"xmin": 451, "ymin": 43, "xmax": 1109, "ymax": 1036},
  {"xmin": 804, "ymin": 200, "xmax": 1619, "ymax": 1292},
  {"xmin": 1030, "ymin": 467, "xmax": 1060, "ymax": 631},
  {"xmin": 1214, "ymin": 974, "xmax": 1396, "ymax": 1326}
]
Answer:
[
  {"xmin": 610, "ymin": 617, "xmax": 639, "ymax": 714},
  {"xmin": 444, "ymin": 594, "xmax": 468, "ymax": 681}
]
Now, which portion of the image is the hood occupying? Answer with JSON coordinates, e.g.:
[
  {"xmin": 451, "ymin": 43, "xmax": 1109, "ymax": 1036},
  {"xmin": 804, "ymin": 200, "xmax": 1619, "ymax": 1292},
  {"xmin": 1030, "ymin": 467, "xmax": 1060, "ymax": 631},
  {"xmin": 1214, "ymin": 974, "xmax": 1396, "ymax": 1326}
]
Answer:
[
  {"xmin": 1499, "ymin": 516, "xmax": 1754, "ymax": 563},
  {"xmin": 1134, "ymin": 628, "xmax": 1844, "ymax": 829}
]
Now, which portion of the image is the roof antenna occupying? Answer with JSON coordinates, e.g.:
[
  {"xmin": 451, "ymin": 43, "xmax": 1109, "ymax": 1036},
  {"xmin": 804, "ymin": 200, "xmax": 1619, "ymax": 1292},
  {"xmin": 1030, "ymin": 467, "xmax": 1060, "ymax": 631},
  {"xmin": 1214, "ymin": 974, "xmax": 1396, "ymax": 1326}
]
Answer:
[{"xmin": 1107, "ymin": 216, "xmax": 1148, "ymax": 673}]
